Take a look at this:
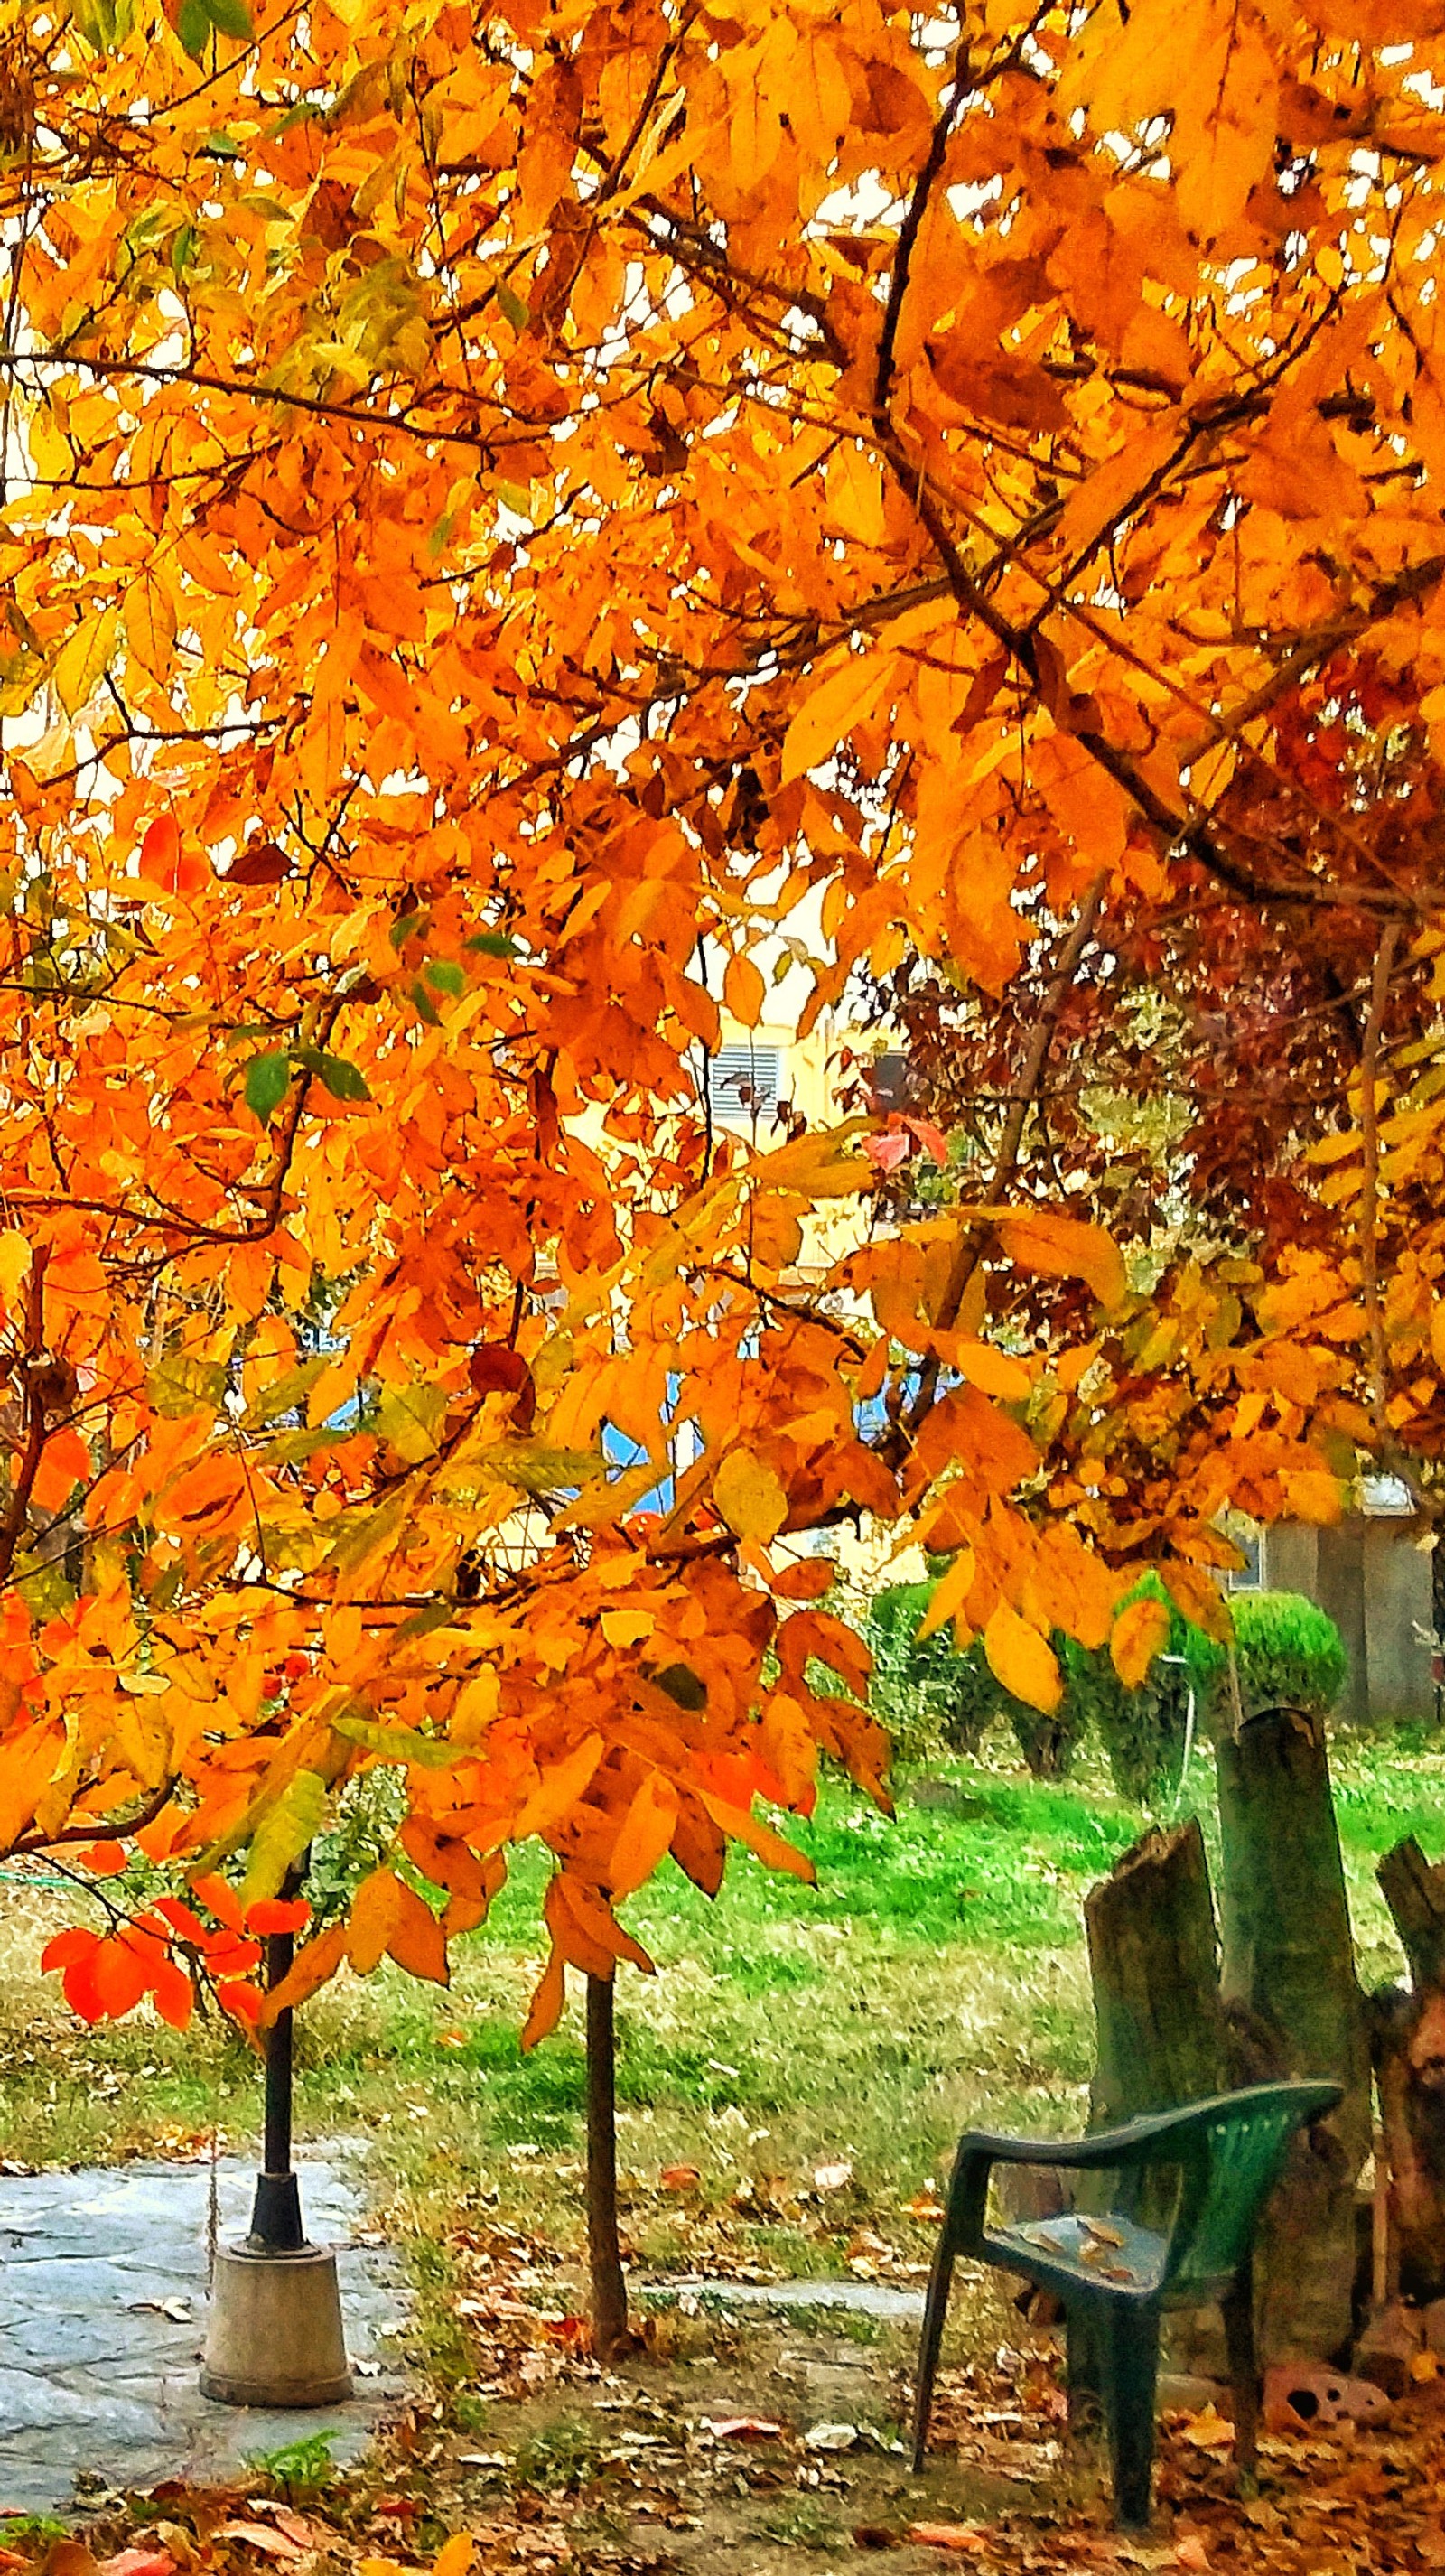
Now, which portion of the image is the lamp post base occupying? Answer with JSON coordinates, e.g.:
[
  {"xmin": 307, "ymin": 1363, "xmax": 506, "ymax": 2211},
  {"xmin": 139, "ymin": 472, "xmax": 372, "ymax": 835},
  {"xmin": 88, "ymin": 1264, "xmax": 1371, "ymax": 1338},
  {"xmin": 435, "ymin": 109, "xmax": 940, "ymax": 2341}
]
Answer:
[{"xmin": 200, "ymin": 2242, "xmax": 352, "ymax": 2407}]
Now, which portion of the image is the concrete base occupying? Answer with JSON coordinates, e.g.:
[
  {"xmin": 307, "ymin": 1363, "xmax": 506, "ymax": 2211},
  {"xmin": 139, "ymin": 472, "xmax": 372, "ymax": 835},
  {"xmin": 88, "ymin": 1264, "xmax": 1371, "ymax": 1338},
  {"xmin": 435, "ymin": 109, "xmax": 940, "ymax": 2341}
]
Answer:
[{"xmin": 200, "ymin": 2244, "xmax": 353, "ymax": 2408}]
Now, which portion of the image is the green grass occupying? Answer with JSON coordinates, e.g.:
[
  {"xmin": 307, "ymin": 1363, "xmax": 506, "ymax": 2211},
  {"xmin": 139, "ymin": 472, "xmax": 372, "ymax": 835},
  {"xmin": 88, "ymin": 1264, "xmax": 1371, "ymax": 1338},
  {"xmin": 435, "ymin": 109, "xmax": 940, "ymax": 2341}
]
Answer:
[{"xmin": 2, "ymin": 1720, "xmax": 1444, "ymax": 2323}]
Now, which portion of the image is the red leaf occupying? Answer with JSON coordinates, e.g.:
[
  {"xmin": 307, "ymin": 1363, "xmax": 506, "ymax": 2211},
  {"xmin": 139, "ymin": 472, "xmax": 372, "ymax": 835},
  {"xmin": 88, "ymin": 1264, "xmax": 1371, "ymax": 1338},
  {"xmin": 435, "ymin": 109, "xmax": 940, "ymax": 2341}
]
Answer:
[
  {"xmin": 245, "ymin": 1897, "xmax": 312, "ymax": 1936},
  {"xmin": 100, "ymin": 2550, "xmax": 177, "ymax": 2576},
  {"xmin": 76, "ymin": 1839, "xmax": 127, "ymax": 1876},
  {"xmin": 191, "ymin": 1871, "xmax": 246, "ymax": 1931},
  {"xmin": 41, "ymin": 1926, "xmax": 98, "ymax": 1973},
  {"xmin": 216, "ymin": 1978, "xmax": 264, "ymax": 2021},
  {"xmin": 862, "ymin": 1129, "xmax": 910, "ymax": 1172}
]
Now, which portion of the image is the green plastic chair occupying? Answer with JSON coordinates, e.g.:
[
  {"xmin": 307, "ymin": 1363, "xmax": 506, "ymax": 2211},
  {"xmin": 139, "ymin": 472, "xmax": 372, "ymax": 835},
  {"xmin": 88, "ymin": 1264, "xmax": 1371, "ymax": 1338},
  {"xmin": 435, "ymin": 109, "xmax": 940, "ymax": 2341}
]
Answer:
[{"xmin": 911, "ymin": 2078, "xmax": 1343, "ymax": 2528}]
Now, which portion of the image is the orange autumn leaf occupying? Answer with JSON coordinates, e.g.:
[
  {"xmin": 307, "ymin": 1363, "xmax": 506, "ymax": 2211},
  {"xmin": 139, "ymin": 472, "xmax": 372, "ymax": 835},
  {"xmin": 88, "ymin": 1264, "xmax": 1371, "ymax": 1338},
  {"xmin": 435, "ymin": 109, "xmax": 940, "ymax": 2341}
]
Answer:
[{"xmin": 1110, "ymin": 1594, "xmax": 1171, "ymax": 1690}]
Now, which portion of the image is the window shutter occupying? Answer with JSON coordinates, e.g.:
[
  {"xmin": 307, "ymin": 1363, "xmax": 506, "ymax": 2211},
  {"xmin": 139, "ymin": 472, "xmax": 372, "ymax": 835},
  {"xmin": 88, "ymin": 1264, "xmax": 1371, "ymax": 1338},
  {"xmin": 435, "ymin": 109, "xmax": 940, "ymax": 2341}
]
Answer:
[{"xmin": 707, "ymin": 1044, "xmax": 782, "ymax": 1120}]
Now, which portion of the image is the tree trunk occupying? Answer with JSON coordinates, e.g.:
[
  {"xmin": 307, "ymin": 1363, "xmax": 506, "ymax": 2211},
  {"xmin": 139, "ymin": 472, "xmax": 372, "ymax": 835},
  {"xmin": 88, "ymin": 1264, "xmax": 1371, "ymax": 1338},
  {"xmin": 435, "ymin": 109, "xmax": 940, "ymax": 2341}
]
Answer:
[
  {"xmin": 1085, "ymin": 1818, "xmax": 1230, "ymax": 2131},
  {"xmin": 586, "ymin": 1972, "xmax": 628, "ymax": 2361},
  {"xmin": 1371, "ymin": 1837, "xmax": 1445, "ymax": 2299},
  {"xmin": 1216, "ymin": 1706, "xmax": 1371, "ymax": 2362}
]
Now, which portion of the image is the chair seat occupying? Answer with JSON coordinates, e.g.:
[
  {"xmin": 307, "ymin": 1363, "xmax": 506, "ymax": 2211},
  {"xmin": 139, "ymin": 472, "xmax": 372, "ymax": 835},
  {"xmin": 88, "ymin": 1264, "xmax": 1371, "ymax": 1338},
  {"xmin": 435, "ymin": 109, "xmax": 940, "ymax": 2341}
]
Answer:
[{"xmin": 985, "ymin": 2208, "xmax": 1168, "ymax": 2300}]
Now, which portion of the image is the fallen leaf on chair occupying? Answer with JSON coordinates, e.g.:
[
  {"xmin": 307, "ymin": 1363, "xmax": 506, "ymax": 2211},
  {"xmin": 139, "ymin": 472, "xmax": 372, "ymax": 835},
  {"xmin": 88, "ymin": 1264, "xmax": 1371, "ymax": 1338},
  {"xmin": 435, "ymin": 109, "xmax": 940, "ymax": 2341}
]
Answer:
[
  {"xmin": 906, "ymin": 2524, "xmax": 988, "ymax": 2553},
  {"xmin": 1080, "ymin": 2218, "xmax": 1125, "ymax": 2247},
  {"xmin": 1179, "ymin": 2406, "xmax": 1235, "ymax": 2450}
]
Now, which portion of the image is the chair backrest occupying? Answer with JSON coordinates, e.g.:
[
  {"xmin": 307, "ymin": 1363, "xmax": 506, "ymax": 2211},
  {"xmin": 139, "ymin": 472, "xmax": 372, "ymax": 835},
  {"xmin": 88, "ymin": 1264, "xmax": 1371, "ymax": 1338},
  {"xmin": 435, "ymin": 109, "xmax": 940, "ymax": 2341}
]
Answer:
[{"xmin": 1155, "ymin": 2080, "xmax": 1342, "ymax": 2297}]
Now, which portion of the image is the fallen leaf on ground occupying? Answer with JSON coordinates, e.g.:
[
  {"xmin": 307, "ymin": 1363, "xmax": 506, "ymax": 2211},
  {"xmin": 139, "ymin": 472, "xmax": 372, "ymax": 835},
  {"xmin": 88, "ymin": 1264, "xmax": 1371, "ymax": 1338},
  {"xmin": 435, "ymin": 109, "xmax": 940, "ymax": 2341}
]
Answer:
[
  {"xmin": 853, "ymin": 2529, "xmax": 900, "ymax": 2551},
  {"xmin": 212, "ymin": 2529, "xmax": 304, "ymax": 2561},
  {"xmin": 1180, "ymin": 2406, "xmax": 1235, "ymax": 2450},
  {"xmin": 704, "ymin": 2418, "xmax": 784, "ymax": 2441},
  {"xmin": 806, "ymin": 2422, "xmax": 859, "ymax": 2451},
  {"xmin": 906, "ymin": 2525, "xmax": 989, "ymax": 2553},
  {"xmin": 1173, "ymin": 2540, "xmax": 1211, "ymax": 2571},
  {"xmin": 659, "ymin": 2164, "xmax": 702, "ymax": 2190},
  {"xmin": 814, "ymin": 2161, "xmax": 854, "ymax": 2191}
]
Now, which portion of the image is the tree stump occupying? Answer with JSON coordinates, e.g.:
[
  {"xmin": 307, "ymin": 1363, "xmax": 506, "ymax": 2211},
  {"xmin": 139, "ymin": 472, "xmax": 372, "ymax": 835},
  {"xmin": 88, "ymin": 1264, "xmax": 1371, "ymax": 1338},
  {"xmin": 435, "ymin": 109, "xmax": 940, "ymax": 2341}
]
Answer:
[
  {"xmin": 1370, "ymin": 1837, "xmax": 1445, "ymax": 2300},
  {"xmin": 1216, "ymin": 1706, "xmax": 1371, "ymax": 2362},
  {"xmin": 1086, "ymin": 1818, "xmax": 1230, "ymax": 2129}
]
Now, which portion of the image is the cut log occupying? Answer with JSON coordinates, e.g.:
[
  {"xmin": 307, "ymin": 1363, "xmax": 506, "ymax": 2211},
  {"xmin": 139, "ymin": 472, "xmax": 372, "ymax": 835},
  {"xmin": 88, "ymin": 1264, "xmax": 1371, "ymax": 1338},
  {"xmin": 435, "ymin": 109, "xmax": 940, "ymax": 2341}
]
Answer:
[
  {"xmin": 1085, "ymin": 1818, "xmax": 1229, "ymax": 2129},
  {"xmin": 1371, "ymin": 1836, "xmax": 1445, "ymax": 2300},
  {"xmin": 1216, "ymin": 1705, "xmax": 1371, "ymax": 2363}
]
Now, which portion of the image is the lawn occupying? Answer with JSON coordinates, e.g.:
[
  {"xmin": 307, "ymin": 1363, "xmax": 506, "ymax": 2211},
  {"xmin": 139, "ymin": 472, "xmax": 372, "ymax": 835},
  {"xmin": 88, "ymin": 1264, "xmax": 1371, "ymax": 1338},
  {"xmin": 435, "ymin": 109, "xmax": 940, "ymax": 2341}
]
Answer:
[{"xmin": 3, "ymin": 1717, "xmax": 1445, "ymax": 2327}]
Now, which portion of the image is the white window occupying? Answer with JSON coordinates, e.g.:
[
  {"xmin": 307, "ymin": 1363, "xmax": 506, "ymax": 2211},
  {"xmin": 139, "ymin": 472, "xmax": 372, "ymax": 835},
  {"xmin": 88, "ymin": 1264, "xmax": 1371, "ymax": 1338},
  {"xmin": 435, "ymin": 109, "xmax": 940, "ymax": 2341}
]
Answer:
[{"xmin": 707, "ymin": 1044, "xmax": 782, "ymax": 1123}]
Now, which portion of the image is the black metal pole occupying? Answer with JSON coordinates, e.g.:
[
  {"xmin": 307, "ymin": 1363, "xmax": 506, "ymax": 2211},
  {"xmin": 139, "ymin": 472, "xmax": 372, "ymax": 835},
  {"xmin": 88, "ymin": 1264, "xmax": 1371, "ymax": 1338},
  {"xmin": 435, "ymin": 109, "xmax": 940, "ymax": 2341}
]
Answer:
[{"xmin": 247, "ymin": 1860, "xmax": 306, "ymax": 2253}]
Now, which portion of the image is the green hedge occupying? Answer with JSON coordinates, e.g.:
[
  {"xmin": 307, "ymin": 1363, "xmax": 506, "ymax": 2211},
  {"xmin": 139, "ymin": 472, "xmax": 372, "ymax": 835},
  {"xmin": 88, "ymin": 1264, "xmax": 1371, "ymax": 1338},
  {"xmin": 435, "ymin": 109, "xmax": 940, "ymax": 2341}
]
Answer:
[{"xmin": 865, "ymin": 1574, "xmax": 1347, "ymax": 1802}]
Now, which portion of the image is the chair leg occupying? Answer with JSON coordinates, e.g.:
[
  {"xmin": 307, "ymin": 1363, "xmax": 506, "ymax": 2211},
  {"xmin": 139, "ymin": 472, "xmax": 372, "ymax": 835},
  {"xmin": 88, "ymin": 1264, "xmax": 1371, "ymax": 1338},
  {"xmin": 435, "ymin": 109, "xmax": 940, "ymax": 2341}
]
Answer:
[
  {"xmin": 1066, "ymin": 2304, "xmax": 1105, "ymax": 2441},
  {"xmin": 1101, "ymin": 2303, "xmax": 1161, "ymax": 2533},
  {"xmin": 910, "ymin": 2231, "xmax": 956, "ymax": 2472},
  {"xmin": 1222, "ymin": 2264, "xmax": 1259, "ymax": 2495}
]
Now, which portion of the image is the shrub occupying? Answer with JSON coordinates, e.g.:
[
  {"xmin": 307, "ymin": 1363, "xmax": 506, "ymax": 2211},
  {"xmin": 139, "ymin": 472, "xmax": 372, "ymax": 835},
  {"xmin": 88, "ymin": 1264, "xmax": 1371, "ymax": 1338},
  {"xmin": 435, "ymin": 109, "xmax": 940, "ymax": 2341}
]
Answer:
[
  {"xmin": 1192, "ymin": 1588, "xmax": 1347, "ymax": 1725},
  {"xmin": 1062, "ymin": 1573, "xmax": 1201, "ymax": 1807},
  {"xmin": 864, "ymin": 1582, "xmax": 1088, "ymax": 1777}
]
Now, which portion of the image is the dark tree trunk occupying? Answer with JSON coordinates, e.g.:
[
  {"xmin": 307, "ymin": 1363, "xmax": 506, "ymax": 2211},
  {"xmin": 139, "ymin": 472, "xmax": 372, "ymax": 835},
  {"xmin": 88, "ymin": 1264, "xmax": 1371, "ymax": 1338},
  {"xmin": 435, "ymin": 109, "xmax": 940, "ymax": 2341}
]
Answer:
[
  {"xmin": 1085, "ymin": 1819, "xmax": 1230, "ymax": 2131},
  {"xmin": 1371, "ymin": 1837, "xmax": 1445, "ymax": 2300},
  {"xmin": 586, "ymin": 1972, "xmax": 628, "ymax": 2361},
  {"xmin": 1216, "ymin": 1706, "xmax": 1371, "ymax": 2361}
]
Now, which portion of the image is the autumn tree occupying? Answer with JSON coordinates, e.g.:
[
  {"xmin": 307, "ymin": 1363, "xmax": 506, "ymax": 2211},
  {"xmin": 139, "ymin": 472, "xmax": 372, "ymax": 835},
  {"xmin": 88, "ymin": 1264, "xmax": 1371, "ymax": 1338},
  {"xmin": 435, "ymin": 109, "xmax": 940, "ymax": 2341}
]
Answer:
[{"xmin": 1, "ymin": 0, "xmax": 1444, "ymax": 2354}]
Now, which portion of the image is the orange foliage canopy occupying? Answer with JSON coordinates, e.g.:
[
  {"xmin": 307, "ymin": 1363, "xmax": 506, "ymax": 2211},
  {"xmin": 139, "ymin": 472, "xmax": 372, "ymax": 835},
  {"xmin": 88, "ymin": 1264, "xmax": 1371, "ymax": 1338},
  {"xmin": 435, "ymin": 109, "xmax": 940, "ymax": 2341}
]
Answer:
[{"xmin": 0, "ymin": 0, "xmax": 1440, "ymax": 2027}]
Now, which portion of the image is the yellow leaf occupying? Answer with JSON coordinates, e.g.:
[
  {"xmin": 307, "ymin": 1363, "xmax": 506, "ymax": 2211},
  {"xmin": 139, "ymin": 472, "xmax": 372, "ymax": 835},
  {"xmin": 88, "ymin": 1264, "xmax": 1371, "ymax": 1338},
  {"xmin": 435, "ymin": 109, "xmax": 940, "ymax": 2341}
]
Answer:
[
  {"xmin": 346, "ymin": 1865, "xmax": 405, "ymax": 1974},
  {"xmin": 723, "ymin": 952, "xmax": 767, "ymax": 1028},
  {"xmin": 997, "ymin": 1209, "xmax": 1126, "ymax": 1311},
  {"xmin": 608, "ymin": 1773, "xmax": 679, "ymax": 1898},
  {"xmin": 918, "ymin": 1546, "xmax": 976, "ymax": 1641},
  {"xmin": 714, "ymin": 1449, "xmax": 789, "ymax": 1543},
  {"xmin": 1161, "ymin": 1561, "xmax": 1234, "ymax": 1646},
  {"xmin": 520, "ymin": 1947, "xmax": 565, "ymax": 2052},
  {"xmin": 53, "ymin": 606, "xmax": 117, "ymax": 716},
  {"xmin": 433, "ymin": 2540, "xmax": 475, "ymax": 2576},
  {"xmin": 781, "ymin": 649, "xmax": 894, "ymax": 786},
  {"xmin": 699, "ymin": 1793, "xmax": 816, "ymax": 1881},
  {"xmin": 513, "ymin": 1732, "xmax": 605, "ymax": 1841},
  {"xmin": 1410, "ymin": 2345, "xmax": 1440, "ymax": 2383},
  {"xmin": 601, "ymin": 1603, "xmax": 656, "ymax": 1647},
  {"xmin": 386, "ymin": 1879, "xmax": 450, "ymax": 1984},
  {"xmin": 1281, "ymin": 1468, "xmax": 1344, "ymax": 1526},
  {"xmin": 948, "ymin": 1340, "xmax": 1031, "ymax": 1400},
  {"xmin": 1111, "ymin": 1594, "xmax": 1170, "ymax": 1689},
  {"xmin": 257, "ymin": 1924, "xmax": 347, "ymax": 2027},
  {"xmin": 983, "ymin": 1601, "xmax": 1062, "ymax": 1715},
  {"xmin": 123, "ymin": 578, "xmax": 177, "ymax": 680},
  {"xmin": 0, "ymin": 1231, "xmax": 30, "ymax": 1308},
  {"xmin": 1431, "ymin": 1302, "xmax": 1445, "ymax": 1375}
]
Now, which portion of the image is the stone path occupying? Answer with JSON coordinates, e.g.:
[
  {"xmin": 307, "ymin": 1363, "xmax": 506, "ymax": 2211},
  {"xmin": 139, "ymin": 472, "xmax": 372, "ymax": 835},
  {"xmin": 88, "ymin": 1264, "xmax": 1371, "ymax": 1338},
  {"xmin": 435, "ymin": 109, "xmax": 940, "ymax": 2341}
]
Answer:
[
  {"xmin": 0, "ymin": 2156, "xmax": 406, "ymax": 2512},
  {"xmin": 640, "ymin": 2275, "xmax": 927, "ymax": 2322}
]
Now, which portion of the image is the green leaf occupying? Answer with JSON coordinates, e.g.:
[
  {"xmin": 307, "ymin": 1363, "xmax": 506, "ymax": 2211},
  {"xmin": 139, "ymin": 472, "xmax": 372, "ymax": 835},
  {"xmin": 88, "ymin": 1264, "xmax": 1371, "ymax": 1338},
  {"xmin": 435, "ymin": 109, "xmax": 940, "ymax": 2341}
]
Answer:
[
  {"xmin": 240, "ymin": 1769, "xmax": 331, "ymax": 1907},
  {"xmin": 497, "ymin": 283, "xmax": 531, "ymax": 331},
  {"xmin": 315, "ymin": 1050, "xmax": 371, "ymax": 1101},
  {"xmin": 650, "ymin": 1661, "xmax": 708, "ymax": 1713},
  {"xmin": 410, "ymin": 976, "xmax": 441, "ymax": 1027},
  {"xmin": 176, "ymin": 0, "xmax": 210, "ymax": 56},
  {"xmin": 331, "ymin": 1714, "xmax": 464, "ymax": 1770},
  {"xmin": 389, "ymin": 908, "xmax": 428, "ymax": 950},
  {"xmin": 199, "ymin": 130, "xmax": 244, "ymax": 158},
  {"xmin": 424, "ymin": 957, "xmax": 466, "ymax": 998},
  {"xmin": 14, "ymin": 1557, "xmax": 78, "ymax": 1624},
  {"xmin": 245, "ymin": 1050, "xmax": 291, "ymax": 1124},
  {"xmin": 467, "ymin": 930, "xmax": 518, "ymax": 959},
  {"xmin": 203, "ymin": 0, "xmax": 253, "ymax": 32},
  {"xmin": 242, "ymin": 1356, "xmax": 327, "ymax": 1430},
  {"xmin": 171, "ymin": 226, "xmax": 199, "ymax": 278},
  {"xmin": 147, "ymin": 1353, "xmax": 228, "ymax": 1419}
]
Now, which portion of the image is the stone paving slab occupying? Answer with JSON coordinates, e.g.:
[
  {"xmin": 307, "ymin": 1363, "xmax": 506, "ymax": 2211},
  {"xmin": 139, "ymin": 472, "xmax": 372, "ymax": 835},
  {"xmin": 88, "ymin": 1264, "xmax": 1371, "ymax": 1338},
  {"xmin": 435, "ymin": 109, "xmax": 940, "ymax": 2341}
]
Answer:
[{"xmin": 0, "ymin": 2156, "xmax": 407, "ymax": 2514}]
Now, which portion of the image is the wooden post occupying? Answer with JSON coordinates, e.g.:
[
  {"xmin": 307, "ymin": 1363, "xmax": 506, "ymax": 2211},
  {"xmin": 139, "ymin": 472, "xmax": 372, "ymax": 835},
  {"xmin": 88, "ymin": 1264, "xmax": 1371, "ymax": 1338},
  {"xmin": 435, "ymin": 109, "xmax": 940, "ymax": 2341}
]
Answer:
[{"xmin": 586, "ymin": 1972, "xmax": 628, "ymax": 2361}]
